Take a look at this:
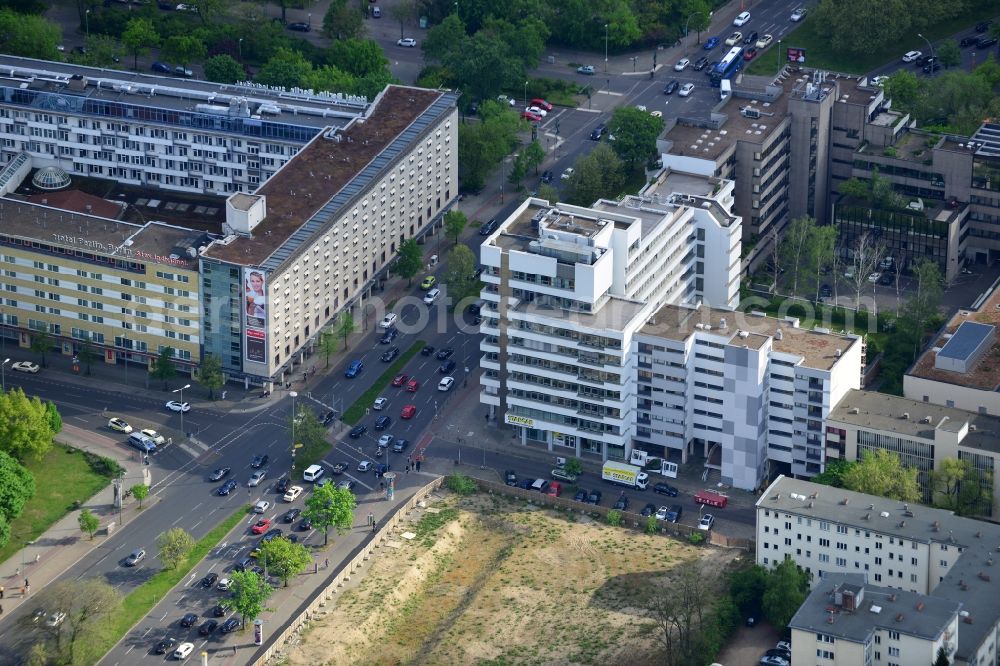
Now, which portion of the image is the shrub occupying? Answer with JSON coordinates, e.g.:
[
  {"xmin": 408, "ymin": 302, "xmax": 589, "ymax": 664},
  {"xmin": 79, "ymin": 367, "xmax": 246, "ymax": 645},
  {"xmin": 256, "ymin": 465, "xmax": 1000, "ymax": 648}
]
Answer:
[
  {"xmin": 606, "ymin": 509, "xmax": 623, "ymax": 527},
  {"xmin": 446, "ymin": 474, "xmax": 477, "ymax": 495},
  {"xmin": 644, "ymin": 515, "xmax": 658, "ymax": 534},
  {"xmin": 688, "ymin": 532, "xmax": 706, "ymax": 545}
]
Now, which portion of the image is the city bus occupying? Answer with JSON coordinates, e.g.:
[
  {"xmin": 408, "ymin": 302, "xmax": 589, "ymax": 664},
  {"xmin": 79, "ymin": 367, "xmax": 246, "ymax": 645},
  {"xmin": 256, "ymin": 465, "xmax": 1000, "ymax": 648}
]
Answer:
[{"xmin": 710, "ymin": 46, "xmax": 745, "ymax": 87}]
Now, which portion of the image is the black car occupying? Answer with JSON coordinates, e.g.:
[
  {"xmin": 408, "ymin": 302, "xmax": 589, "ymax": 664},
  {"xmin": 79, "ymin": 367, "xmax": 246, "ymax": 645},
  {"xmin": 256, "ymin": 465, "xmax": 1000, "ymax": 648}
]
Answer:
[
  {"xmin": 421, "ymin": 345, "xmax": 435, "ymax": 356},
  {"xmin": 251, "ymin": 454, "xmax": 269, "ymax": 469},
  {"xmin": 154, "ymin": 637, "xmax": 177, "ymax": 655},
  {"xmin": 220, "ymin": 617, "xmax": 241, "ymax": 633},
  {"xmin": 479, "ymin": 218, "xmax": 498, "ymax": 236},
  {"xmin": 976, "ymin": 20, "xmax": 992, "ymax": 33},
  {"xmin": 435, "ymin": 348, "xmax": 454, "ymax": 360},
  {"xmin": 250, "ymin": 565, "xmax": 265, "ymax": 577},
  {"xmin": 209, "ymin": 467, "xmax": 231, "ymax": 481},
  {"xmin": 820, "ymin": 283, "xmax": 832, "ymax": 298},
  {"xmin": 287, "ymin": 21, "xmax": 310, "ymax": 31},
  {"xmin": 693, "ymin": 56, "xmax": 709, "ymax": 70},
  {"xmin": 275, "ymin": 477, "xmax": 291, "ymax": 494},
  {"xmin": 180, "ymin": 612, "xmax": 198, "ymax": 628},
  {"xmin": 915, "ymin": 54, "xmax": 934, "ymax": 67},
  {"xmin": 977, "ymin": 37, "xmax": 998, "ymax": 49},
  {"xmin": 613, "ymin": 493, "xmax": 629, "ymax": 511},
  {"xmin": 322, "ymin": 410, "xmax": 336, "ymax": 426},
  {"xmin": 380, "ymin": 347, "xmax": 400, "ymax": 363},
  {"xmin": 663, "ymin": 80, "xmax": 679, "ymax": 95},
  {"xmin": 349, "ymin": 424, "xmax": 367, "ymax": 438},
  {"xmin": 587, "ymin": 490, "xmax": 603, "ymax": 505},
  {"xmin": 640, "ymin": 502, "xmax": 657, "ymax": 517},
  {"xmin": 201, "ymin": 573, "xmax": 219, "ymax": 588},
  {"xmin": 151, "ymin": 61, "xmax": 171, "ymax": 74},
  {"xmin": 234, "ymin": 556, "xmax": 254, "ymax": 572},
  {"xmin": 211, "ymin": 604, "xmax": 227, "ymax": 617},
  {"xmin": 518, "ymin": 478, "xmax": 535, "ymax": 490},
  {"xmin": 380, "ymin": 327, "xmax": 398, "ymax": 344},
  {"xmin": 217, "ymin": 479, "xmax": 238, "ymax": 496},
  {"xmin": 198, "ymin": 619, "xmax": 218, "ymax": 636},
  {"xmin": 961, "ymin": 35, "xmax": 979, "ymax": 47},
  {"xmin": 332, "ymin": 462, "xmax": 348, "ymax": 475},
  {"xmin": 653, "ymin": 482, "xmax": 679, "ymax": 497},
  {"xmin": 262, "ymin": 528, "xmax": 283, "ymax": 541},
  {"xmin": 574, "ymin": 488, "xmax": 589, "ymax": 502},
  {"xmin": 504, "ymin": 469, "xmax": 517, "ymax": 486},
  {"xmin": 439, "ymin": 360, "xmax": 457, "ymax": 374},
  {"xmin": 298, "ymin": 517, "xmax": 313, "ymax": 531},
  {"xmin": 879, "ymin": 273, "xmax": 894, "ymax": 286},
  {"xmin": 590, "ymin": 123, "xmax": 607, "ymax": 141},
  {"xmin": 765, "ymin": 648, "xmax": 791, "ymax": 660},
  {"xmin": 744, "ymin": 31, "xmax": 758, "ymax": 45},
  {"xmin": 541, "ymin": 170, "xmax": 554, "ymax": 183},
  {"xmin": 283, "ymin": 508, "xmax": 301, "ymax": 523},
  {"xmin": 923, "ymin": 61, "xmax": 942, "ymax": 74},
  {"xmin": 374, "ymin": 415, "xmax": 391, "ymax": 430}
]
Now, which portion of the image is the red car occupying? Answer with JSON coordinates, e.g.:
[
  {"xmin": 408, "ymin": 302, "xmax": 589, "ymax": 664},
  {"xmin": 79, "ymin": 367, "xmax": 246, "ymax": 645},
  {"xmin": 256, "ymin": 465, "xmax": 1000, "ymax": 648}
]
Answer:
[
  {"xmin": 401, "ymin": 404, "xmax": 417, "ymax": 419},
  {"xmin": 391, "ymin": 374, "xmax": 409, "ymax": 387},
  {"xmin": 546, "ymin": 481, "xmax": 562, "ymax": 497},
  {"xmin": 521, "ymin": 110, "xmax": 542, "ymax": 122},
  {"xmin": 530, "ymin": 98, "xmax": 553, "ymax": 111},
  {"xmin": 406, "ymin": 379, "xmax": 419, "ymax": 392},
  {"xmin": 251, "ymin": 518, "xmax": 271, "ymax": 535},
  {"xmin": 743, "ymin": 47, "xmax": 758, "ymax": 61}
]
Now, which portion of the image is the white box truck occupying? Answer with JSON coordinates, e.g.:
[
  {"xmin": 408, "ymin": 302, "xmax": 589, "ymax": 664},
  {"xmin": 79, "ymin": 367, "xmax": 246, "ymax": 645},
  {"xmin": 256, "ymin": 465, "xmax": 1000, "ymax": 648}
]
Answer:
[{"xmin": 602, "ymin": 461, "xmax": 648, "ymax": 490}]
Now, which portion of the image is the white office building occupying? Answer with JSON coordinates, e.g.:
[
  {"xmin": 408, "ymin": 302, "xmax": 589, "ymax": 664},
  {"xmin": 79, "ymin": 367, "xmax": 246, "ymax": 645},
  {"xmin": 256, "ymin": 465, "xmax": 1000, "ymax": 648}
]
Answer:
[
  {"xmin": 479, "ymin": 171, "xmax": 741, "ymax": 461},
  {"xmin": 757, "ymin": 475, "xmax": 1000, "ymax": 666}
]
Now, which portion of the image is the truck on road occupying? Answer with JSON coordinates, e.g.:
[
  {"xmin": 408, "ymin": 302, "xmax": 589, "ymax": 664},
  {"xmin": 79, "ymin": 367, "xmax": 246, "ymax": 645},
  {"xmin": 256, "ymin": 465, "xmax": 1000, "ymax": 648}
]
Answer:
[{"xmin": 602, "ymin": 461, "xmax": 649, "ymax": 490}]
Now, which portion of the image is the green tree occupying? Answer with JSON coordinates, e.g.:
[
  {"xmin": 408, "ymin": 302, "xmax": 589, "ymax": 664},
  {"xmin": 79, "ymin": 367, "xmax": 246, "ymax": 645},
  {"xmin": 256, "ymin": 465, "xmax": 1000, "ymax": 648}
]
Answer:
[
  {"xmin": 273, "ymin": 0, "xmax": 316, "ymax": 25},
  {"xmin": 150, "ymin": 347, "xmax": 177, "ymax": 390},
  {"xmin": 421, "ymin": 12, "xmax": 466, "ymax": 63},
  {"xmin": 334, "ymin": 311, "xmax": 356, "ymax": 350},
  {"xmin": 645, "ymin": 514, "xmax": 658, "ymax": 534},
  {"xmin": 76, "ymin": 336, "xmax": 99, "ymax": 376},
  {"xmin": 305, "ymin": 65, "xmax": 355, "ymax": 95},
  {"xmin": 29, "ymin": 331, "xmax": 52, "ymax": 368},
  {"xmin": 507, "ymin": 150, "xmax": 529, "ymax": 186},
  {"xmin": 607, "ymin": 106, "xmax": 665, "ymax": 171},
  {"xmin": 302, "ymin": 482, "xmax": 356, "ymax": 545},
  {"xmin": 41, "ymin": 579, "xmax": 122, "ymax": 665},
  {"xmin": 937, "ymin": 39, "xmax": 961, "ymax": 69},
  {"xmin": 808, "ymin": 225, "xmax": 838, "ymax": 300},
  {"xmin": 0, "ymin": 450, "xmax": 35, "ymax": 523},
  {"xmin": 45, "ymin": 401, "xmax": 62, "ymax": 436},
  {"xmin": 842, "ymin": 449, "xmax": 921, "ymax": 502},
  {"xmin": 156, "ymin": 527, "xmax": 195, "ymax": 569},
  {"xmin": 25, "ymin": 643, "xmax": 48, "ymax": 666},
  {"xmin": 0, "ymin": 9, "xmax": 61, "ymax": 61},
  {"xmin": 130, "ymin": 483, "xmax": 149, "ymax": 509},
  {"xmin": 73, "ymin": 34, "xmax": 122, "ymax": 69},
  {"xmin": 443, "ymin": 31, "xmax": 524, "ymax": 104},
  {"xmin": 901, "ymin": 259, "xmax": 943, "ymax": 356},
  {"xmin": 78, "ymin": 508, "xmax": 99, "ymax": 540},
  {"xmin": 838, "ymin": 176, "xmax": 872, "ymax": 201},
  {"xmin": 204, "ymin": 54, "xmax": 246, "ymax": 84},
  {"xmin": 606, "ymin": 509, "xmax": 623, "ymax": 526},
  {"xmin": 457, "ymin": 101, "xmax": 522, "ymax": 192},
  {"xmin": 644, "ymin": 559, "xmax": 711, "ymax": 665},
  {"xmin": 780, "ymin": 215, "xmax": 817, "ymax": 295},
  {"xmin": 121, "ymin": 17, "xmax": 159, "ymax": 71},
  {"xmin": 395, "ymin": 238, "xmax": 424, "ymax": 286},
  {"xmin": 929, "ymin": 458, "xmax": 989, "ymax": 516},
  {"xmin": 388, "ymin": 0, "xmax": 418, "ymax": 40},
  {"xmin": 883, "ymin": 69, "xmax": 924, "ymax": 114},
  {"xmin": 197, "ymin": 353, "xmax": 224, "ymax": 400},
  {"xmin": 564, "ymin": 458, "xmax": 582, "ymax": 477},
  {"xmin": 443, "ymin": 209, "xmax": 467, "ymax": 245},
  {"xmin": 257, "ymin": 536, "xmax": 312, "ymax": 587},
  {"xmin": 521, "ymin": 139, "xmax": 545, "ymax": 175},
  {"xmin": 762, "ymin": 556, "xmax": 810, "ymax": 628},
  {"xmin": 684, "ymin": 0, "xmax": 713, "ymax": 41},
  {"xmin": 160, "ymin": 35, "xmax": 207, "ymax": 68},
  {"xmin": 729, "ymin": 564, "xmax": 767, "ymax": 618},
  {"xmin": 255, "ymin": 47, "xmax": 311, "ymax": 88},
  {"xmin": 289, "ymin": 407, "xmax": 329, "ymax": 471},
  {"xmin": 0, "ymin": 388, "xmax": 57, "ymax": 461},
  {"xmin": 563, "ymin": 144, "xmax": 625, "ymax": 206},
  {"xmin": 317, "ymin": 330, "xmax": 337, "ymax": 368},
  {"xmin": 537, "ymin": 182, "xmax": 559, "ymax": 203},
  {"xmin": 812, "ymin": 458, "xmax": 851, "ymax": 488},
  {"xmin": 222, "ymin": 570, "xmax": 272, "ymax": 627},
  {"xmin": 327, "ymin": 39, "xmax": 388, "ymax": 78},
  {"xmin": 322, "ymin": 0, "xmax": 364, "ymax": 40},
  {"xmin": 442, "ymin": 244, "xmax": 478, "ymax": 304}
]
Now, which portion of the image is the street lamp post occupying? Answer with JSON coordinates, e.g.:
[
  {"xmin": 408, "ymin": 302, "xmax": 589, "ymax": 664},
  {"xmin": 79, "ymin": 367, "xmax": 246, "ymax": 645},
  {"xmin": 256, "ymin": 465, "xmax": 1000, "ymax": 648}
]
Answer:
[
  {"xmin": 238, "ymin": 38, "xmax": 243, "ymax": 62},
  {"xmin": 604, "ymin": 24, "xmax": 609, "ymax": 73},
  {"xmin": 122, "ymin": 336, "xmax": 128, "ymax": 387},
  {"xmin": 1, "ymin": 358, "xmax": 8, "ymax": 393},
  {"xmin": 85, "ymin": 9, "xmax": 90, "ymax": 38},
  {"xmin": 172, "ymin": 383, "xmax": 191, "ymax": 437},
  {"xmin": 289, "ymin": 391, "xmax": 298, "ymax": 476},
  {"xmin": 523, "ymin": 80, "xmax": 528, "ymax": 109},
  {"xmin": 917, "ymin": 33, "xmax": 935, "ymax": 75},
  {"xmin": 777, "ymin": 40, "xmax": 782, "ymax": 68}
]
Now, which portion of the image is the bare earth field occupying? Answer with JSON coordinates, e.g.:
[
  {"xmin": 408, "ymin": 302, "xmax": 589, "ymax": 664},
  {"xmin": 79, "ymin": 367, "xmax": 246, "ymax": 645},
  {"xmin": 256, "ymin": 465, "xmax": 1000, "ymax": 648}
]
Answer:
[{"xmin": 277, "ymin": 492, "xmax": 742, "ymax": 666}]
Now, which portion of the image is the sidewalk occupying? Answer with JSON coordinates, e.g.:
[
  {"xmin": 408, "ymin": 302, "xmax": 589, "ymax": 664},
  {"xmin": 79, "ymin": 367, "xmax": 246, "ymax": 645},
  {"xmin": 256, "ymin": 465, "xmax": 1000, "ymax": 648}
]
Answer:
[{"xmin": 0, "ymin": 424, "xmax": 147, "ymax": 620}]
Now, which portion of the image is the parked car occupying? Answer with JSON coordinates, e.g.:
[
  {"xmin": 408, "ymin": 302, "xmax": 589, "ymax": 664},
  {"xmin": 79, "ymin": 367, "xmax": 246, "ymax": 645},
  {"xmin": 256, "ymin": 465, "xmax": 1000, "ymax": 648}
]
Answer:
[
  {"xmin": 479, "ymin": 218, "xmax": 498, "ymax": 235},
  {"xmin": 640, "ymin": 502, "xmax": 657, "ymax": 517},
  {"xmin": 504, "ymin": 470, "xmax": 517, "ymax": 486},
  {"xmin": 976, "ymin": 37, "xmax": 998, "ymax": 49},
  {"xmin": 220, "ymin": 617, "xmax": 240, "ymax": 633},
  {"xmin": 251, "ymin": 518, "xmax": 272, "ymax": 535},
  {"xmin": 377, "ymin": 434, "xmax": 394, "ymax": 447},
  {"xmin": 173, "ymin": 642, "xmax": 195, "ymax": 659},
  {"xmin": 154, "ymin": 637, "xmax": 177, "ymax": 655},
  {"xmin": 331, "ymin": 462, "xmax": 348, "ymax": 475},
  {"xmin": 653, "ymin": 482, "xmax": 679, "ymax": 497},
  {"xmin": 151, "ymin": 61, "xmax": 171, "ymax": 73},
  {"xmin": 200, "ymin": 573, "xmax": 219, "ymax": 588},
  {"xmin": 179, "ymin": 613, "xmax": 198, "ymax": 628},
  {"xmin": 283, "ymin": 508, "xmax": 301, "ymax": 523},
  {"xmin": 531, "ymin": 98, "xmax": 554, "ymax": 111},
  {"xmin": 420, "ymin": 275, "xmax": 436, "ymax": 290},
  {"xmin": 655, "ymin": 506, "xmax": 670, "ymax": 520},
  {"xmin": 282, "ymin": 485, "xmax": 303, "ymax": 502},
  {"xmin": 253, "ymin": 500, "xmax": 270, "ymax": 513},
  {"xmin": 11, "ymin": 361, "xmax": 39, "ymax": 373},
  {"xmin": 613, "ymin": 492, "xmax": 629, "ymax": 511},
  {"xmin": 551, "ymin": 468, "xmax": 578, "ymax": 483},
  {"xmin": 901, "ymin": 50, "xmax": 922, "ymax": 63},
  {"xmin": 698, "ymin": 513, "xmax": 715, "ymax": 530},
  {"xmin": 198, "ymin": 619, "xmax": 218, "ymax": 636},
  {"xmin": 586, "ymin": 490, "xmax": 602, "ymax": 505},
  {"xmin": 574, "ymin": 488, "xmax": 589, "ymax": 502}
]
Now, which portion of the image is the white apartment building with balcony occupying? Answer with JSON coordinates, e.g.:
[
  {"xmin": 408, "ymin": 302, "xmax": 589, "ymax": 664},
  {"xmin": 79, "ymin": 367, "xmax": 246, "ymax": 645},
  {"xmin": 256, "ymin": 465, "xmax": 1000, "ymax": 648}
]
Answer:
[
  {"xmin": 478, "ymin": 171, "xmax": 742, "ymax": 461},
  {"xmin": 635, "ymin": 305, "xmax": 863, "ymax": 491},
  {"xmin": 757, "ymin": 476, "xmax": 1000, "ymax": 666}
]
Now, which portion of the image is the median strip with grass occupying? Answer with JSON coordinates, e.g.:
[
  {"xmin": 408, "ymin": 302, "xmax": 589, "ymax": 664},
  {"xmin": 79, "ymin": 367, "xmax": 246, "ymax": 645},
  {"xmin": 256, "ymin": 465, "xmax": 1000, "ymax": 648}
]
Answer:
[
  {"xmin": 342, "ymin": 340, "xmax": 426, "ymax": 425},
  {"xmin": 85, "ymin": 507, "xmax": 249, "ymax": 663}
]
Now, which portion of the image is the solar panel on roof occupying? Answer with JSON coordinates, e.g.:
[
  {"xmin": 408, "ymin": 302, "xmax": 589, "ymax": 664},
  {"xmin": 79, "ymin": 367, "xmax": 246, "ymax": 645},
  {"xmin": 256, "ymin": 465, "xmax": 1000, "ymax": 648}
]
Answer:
[{"xmin": 938, "ymin": 321, "xmax": 995, "ymax": 361}]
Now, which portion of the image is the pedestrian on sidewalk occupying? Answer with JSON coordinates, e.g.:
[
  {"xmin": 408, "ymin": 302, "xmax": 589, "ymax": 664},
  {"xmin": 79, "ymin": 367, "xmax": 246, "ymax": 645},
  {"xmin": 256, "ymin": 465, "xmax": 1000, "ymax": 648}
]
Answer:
[
  {"xmin": 34, "ymin": 554, "xmax": 39, "ymax": 564},
  {"xmin": 325, "ymin": 558, "xmax": 329, "ymax": 569},
  {"xmin": 371, "ymin": 521, "xmax": 376, "ymax": 533},
  {"xmin": 24, "ymin": 578, "xmax": 28, "ymax": 588},
  {"xmin": 405, "ymin": 464, "xmax": 410, "ymax": 473},
  {"xmin": 1, "ymin": 585, "xmax": 5, "ymax": 598},
  {"xmin": 1, "ymin": 603, "xmax": 4, "ymax": 614}
]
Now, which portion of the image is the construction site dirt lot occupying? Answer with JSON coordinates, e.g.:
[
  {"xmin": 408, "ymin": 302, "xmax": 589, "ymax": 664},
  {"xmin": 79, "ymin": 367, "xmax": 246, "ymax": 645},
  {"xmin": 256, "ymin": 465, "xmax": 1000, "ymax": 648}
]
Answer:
[{"xmin": 278, "ymin": 491, "xmax": 742, "ymax": 666}]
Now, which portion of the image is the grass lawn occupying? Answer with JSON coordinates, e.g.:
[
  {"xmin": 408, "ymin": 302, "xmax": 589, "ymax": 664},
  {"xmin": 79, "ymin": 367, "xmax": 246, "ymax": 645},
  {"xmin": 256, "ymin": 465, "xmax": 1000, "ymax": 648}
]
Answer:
[
  {"xmin": 0, "ymin": 444, "xmax": 113, "ymax": 565},
  {"xmin": 746, "ymin": 8, "xmax": 992, "ymax": 76}
]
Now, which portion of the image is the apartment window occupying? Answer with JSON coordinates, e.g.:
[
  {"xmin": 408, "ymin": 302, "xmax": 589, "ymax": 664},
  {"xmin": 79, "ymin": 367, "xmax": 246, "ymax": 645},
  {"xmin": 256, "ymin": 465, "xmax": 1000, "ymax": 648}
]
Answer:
[
  {"xmin": 888, "ymin": 647, "xmax": 900, "ymax": 657},
  {"xmin": 888, "ymin": 631, "xmax": 899, "ymax": 640},
  {"xmin": 817, "ymin": 650, "xmax": 834, "ymax": 659},
  {"xmin": 819, "ymin": 521, "xmax": 830, "ymax": 531}
]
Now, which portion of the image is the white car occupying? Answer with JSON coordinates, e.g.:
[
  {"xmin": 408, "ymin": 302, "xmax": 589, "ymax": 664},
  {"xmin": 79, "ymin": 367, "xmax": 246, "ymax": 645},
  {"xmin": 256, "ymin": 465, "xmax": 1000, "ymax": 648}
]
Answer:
[
  {"xmin": 650, "ymin": 110, "xmax": 663, "ymax": 118},
  {"xmin": 283, "ymin": 485, "xmax": 303, "ymax": 502},
  {"xmin": 698, "ymin": 513, "xmax": 715, "ymax": 530},
  {"xmin": 438, "ymin": 376, "xmax": 455, "ymax": 391},
  {"xmin": 397, "ymin": 38, "xmax": 417, "ymax": 47},
  {"xmin": 655, "ymin": 506, "xmax": 670, "ymax": 520},
  {"xmin": 108, "ymin": 417, "xmax": 133, "ymax": 434},
  {"xmin": 377, "ymin": 434, "xmax": 393, "ymax": 447},
  {"xmin": 673, "ymin": 58, "xmax": 690, "ymax": 71},
  {"xmin": 165, "ymin": 400, "xmax": 190, "ymax": 413},
  {"xmin": 248, "ymin": 470, "xmax": 266, "ymax": 487},
  {"xmin": 217, "ymin": 577, "xmax": 231, "ymax": 591},
  {"xmin": 560, "ymin": 167, "xmax": 574, "ymax": 180},
  {"xmin": 358, "ymin": 460, "xmax": 373, "ymax": 472},
  {"xmin": 733, "ymin": 11, "xmax": 750, "ymax": 26},
  {"xmin": 756, "ymin": 34, "xmax": 773, "ymax": 49},
  {"xmin": 902, "ymin": 50, "xmax": 922, "ymax": 63},
  {"xmin": 11, "ymin": 361, "xmax": 40, "ymax": 373},
  {"xmin": 45, "ymin": 610, "xmax": 66, "ymax": 627},
  {"xmin": 868, "ymin": 272, "xmax": 881, "ymax": 283},
  {"xmin": 379, "ymin": 313, "xmax": 398, "ymax": 329},
  {"xmin": 423, "ymin": 288, "xmax": 440, "ymax": 304},
  {"xmin": 141, "ymin": 429, "xmax": 166, "ymax": 445},
  {"xmin": 678, "ymin": 83, "xmax": 695, "ymax": 97},
  {"xmin": 253, "ymin": 500, "xmax": 270, "ymax": 513},
  {"xmin": 173, "ymin": 642, "xmax": 195, "ymax": 660},
  {"xmin": 373, "ymin": 397, "xmax": 388, "ymax": 410},
  {"xmin": 870, "ymin": 75, "xmax": 888, "ymax": 86},
  {"xmin": 790, "ymin": 7, "xmax": 807, "ymax": 21},
  {"xmin": 725, "ymin": 31, "xmax": 743, "ymax": 46},
  {"xmin": 525, "ymin": 105, "xmax": 547, "ymax": 117}
]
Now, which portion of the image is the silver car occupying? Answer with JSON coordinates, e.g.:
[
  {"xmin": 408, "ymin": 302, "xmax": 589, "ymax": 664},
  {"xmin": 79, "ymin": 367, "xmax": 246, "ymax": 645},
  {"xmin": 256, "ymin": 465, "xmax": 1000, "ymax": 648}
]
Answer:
[{"xmin": 248, "ymin": 469, "xmax": 266, "ymax": 487}]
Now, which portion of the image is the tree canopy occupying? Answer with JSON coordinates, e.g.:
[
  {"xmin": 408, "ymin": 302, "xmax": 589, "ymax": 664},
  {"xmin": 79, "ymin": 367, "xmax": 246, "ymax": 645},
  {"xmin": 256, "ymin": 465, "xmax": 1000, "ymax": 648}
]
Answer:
[
  {"xmin": 257, "ymin": 536, "xmax": 312, "ymax": 586},
  {"xmin": 0, "ymin": 450, "xmax": 35, "ymax": 527},
  {"xmin": 0, "ymin": 388, "xmax": 59, "ymax": 461},
  {"xmin": 223, "ymin": 570, "xmax": 272, "ymax": 626},
  {"xmin": 563, "ymin": 144, "xmax": 625, "ymax": 206},
  {"xmin": 841, "ymin": 449, "xmax": 921, "ymax": 502},
  {"xmin": 0, "ymin": 9, "xmax": 61, "ymax": 61},
  {"xmin": 157, "ymin": 527, "xmax": 195, "ymax": 569},
  {"xmin": 303, "ymin": 482, "xmax": 356, "ymax": 545},
  {"xmin": 762, "ymin": 557, "xmax": 810, "ymax": 628},
  {"xmin": 608, "ymin": 106, "xmax": 664, "ymax": 171}
]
